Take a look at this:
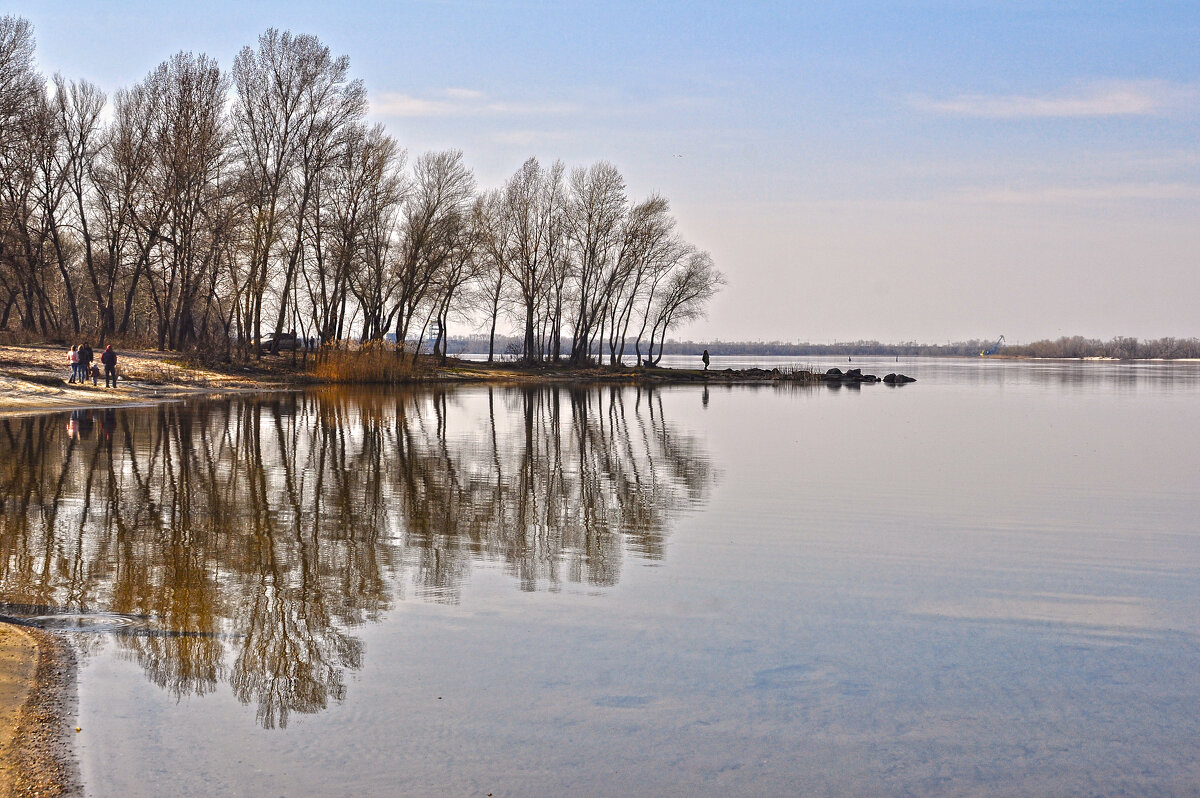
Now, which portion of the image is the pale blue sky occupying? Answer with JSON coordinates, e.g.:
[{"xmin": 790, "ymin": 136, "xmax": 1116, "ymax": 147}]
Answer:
[{"xmin": 10, "ymin": 1, "xmax": 1200, "ymax": 342}]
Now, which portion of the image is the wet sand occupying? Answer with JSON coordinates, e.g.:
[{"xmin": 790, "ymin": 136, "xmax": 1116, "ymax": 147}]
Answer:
[{"xmin": 0, "ymin": 624, "xmax": 78, "ymax": 797}]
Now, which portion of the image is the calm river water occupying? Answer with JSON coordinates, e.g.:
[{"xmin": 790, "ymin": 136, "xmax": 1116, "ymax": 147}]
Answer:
[{"xmin": 3, "ymin": 358, "xmax": 1200, "ymax": 796}]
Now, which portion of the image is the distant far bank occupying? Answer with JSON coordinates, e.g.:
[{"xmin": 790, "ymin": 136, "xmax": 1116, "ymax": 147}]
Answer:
[{"xmin": 449, "ymin": 334, "xmax": 1200, "ymax": 361}]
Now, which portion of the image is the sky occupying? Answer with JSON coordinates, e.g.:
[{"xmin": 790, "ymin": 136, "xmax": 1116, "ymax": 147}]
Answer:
[{"xmin": 8, "ymin": 1, "xmax": 1200, "ymax": 344}]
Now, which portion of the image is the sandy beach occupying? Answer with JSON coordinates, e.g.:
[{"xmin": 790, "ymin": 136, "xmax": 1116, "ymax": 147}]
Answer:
[
  {"xmin": 0, "ymin": 343, "xmax": 300, "ymax": 415},
  {"xmin": 0, "ymin": 623, "xmax": 77, "ymax": 798}
]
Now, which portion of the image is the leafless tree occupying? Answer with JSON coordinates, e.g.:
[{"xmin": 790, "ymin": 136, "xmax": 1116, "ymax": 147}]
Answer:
[
  {"xmin": 471, "ymin": 188, "xmax": 512, "ymax": 362},
  {"xmin": 500, "ymin": 157, "xmax": 566, "ymax": 361},
  {"xmin": 565, "ymin": 161, "xmax": 626, "ymax": 363},
  {"xmin": 231, "ymin": 29, "xmax": 365, "ymax": 357},
  {"xmin": 49, "ymin": 76, "xmax": 107, "ymax": 334},
  {"xmin": 644, "ymin": 249, "xmax": 724, "ymax": 366},
  {"xmin": 386, "ymin": 149, "xmax": 475, "ymax": 349},
  {"xmin": 606, "ymin": 194, "xmax": 677, "ymax": 364},
  {"xmin": 137, "ymin": 53, "xmax": 231, "ymax": 349}
]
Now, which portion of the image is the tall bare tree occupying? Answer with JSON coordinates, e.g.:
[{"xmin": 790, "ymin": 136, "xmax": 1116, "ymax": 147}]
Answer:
[
  {"xmin": 387, "ymin": 149, "xmax": 475, "ymax": 349},
  {"xmin": 231, "ymin": 29, "xmax": 365, "ymax": 357},
  {"xmin": 644, "ymin": 250, "xmax": 724, "ymax": 366},
  {"xmin": 565, "ymin": 161, "xmax": 626, "ymax": 363}
]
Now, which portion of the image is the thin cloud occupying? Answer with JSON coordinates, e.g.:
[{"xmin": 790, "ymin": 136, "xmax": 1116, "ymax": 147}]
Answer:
[
  {"xmin": 444, "ymin": 88, "xmax": 484, "ymax": 100},
  {"xmin": 491, "ymin": 129, "xmax": 571, "ymax": 147},
  {"xmin": 370, "ymin": 93, "xmax": 459, "ymax": 117},
  {"xmin": 913, "ymin": 80, "xmax": 1197, "ymax": 119},
  {"xmin": 370, "ymin": 88, "xmax": 578, "ymax": 119},
  {"xmin": 965, "ymin": 182, "xmax": 1200, "ymax": 204}
]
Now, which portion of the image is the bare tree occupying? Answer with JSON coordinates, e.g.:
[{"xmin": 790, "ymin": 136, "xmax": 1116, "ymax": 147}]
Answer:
[
  {"xmin": 344, "ymin": 131, "xmax": 407, "ymax": 342},
  {"xmin": 136, "ymin": 53, "xmax": 231, "ymax": 349},
  {"xmin": 0, "ymin": 20, "xmax": 62, "ymax": 334},
  {"xmin": 386, "ymin": 149, "xmax": 475, "ymax": 349},
  {"xmin": 470, "ymin": 189, "xmax": 511, "ymax": 362},
  {"xmin": 51, "ymin": 75, "xmax": 106, "ymax": 334},
  {"xmin": 645, "ymin": 250, "xmax": 724, "ymax": 366},
  {"xmin": 565, "ymin": 161, "xmax": 626, "ymax": 363},
  {"xmin": 305, "ymin": 123, "xmax": 402, "ymax": 345},
  {"xmin": 232, "ymin": 29, "xmax": 365, "ymax": 357},
  {"xmin": 501, "ymin": 157, "xmax": 565, "ymax": 361},
  {"xmin": 606, "ymin": 195, "xmax": 677, "ymax": 364}
]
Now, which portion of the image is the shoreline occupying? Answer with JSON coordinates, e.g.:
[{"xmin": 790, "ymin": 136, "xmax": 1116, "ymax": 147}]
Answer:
[
  {"xmin": 0, "ymin": 623, "xmax": 79, "ymax": 798},
  {"xmin": 0, "ymin": 343, "xmax": 826, "ymax": 415},
  {"xmin": 0, "ymin": 343, "xmax": 296, "ymax": 415}
]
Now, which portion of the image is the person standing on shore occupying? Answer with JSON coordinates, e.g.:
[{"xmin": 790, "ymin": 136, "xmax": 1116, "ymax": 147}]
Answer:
[
  {"xmin": 702, "ymin": 349, "xmax": 710, "ymax": 371},
  {"xmin": 101, "ymin": 345, "xmax": 117, "ymax": 388},
  {"xmin": 68, "ymin": 345, "xmax": 80, "ymax": 383},
  {"xmin": 79, "ymin": 342, "xmax": 94, "ymax": 386}
]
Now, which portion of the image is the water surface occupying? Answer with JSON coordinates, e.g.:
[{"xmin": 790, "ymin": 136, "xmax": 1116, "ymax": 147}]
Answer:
[{"xmin": 2, "ymin": 361, "xmax": 1200, "ymax": 796}]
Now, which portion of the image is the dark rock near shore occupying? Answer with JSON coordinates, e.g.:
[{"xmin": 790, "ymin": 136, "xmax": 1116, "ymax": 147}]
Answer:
[
  {"xmin": 821, "ymin": 367, "xmax": 882, "ymax": 384},
  {"xmin": 883, "ymin": 373, "xmax": 916, "ymax": 384}
]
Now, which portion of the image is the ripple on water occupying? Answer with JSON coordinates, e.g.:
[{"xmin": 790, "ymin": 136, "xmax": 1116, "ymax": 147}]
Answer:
[{"xmin": 21, "ymin": 612, "xmax": 148, "ymax": 634}]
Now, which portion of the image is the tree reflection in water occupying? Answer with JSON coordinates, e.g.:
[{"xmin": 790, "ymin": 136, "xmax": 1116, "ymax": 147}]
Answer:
[{"xmin": 0, "ymin": 385, "xmax": 713, "ymax": 728}]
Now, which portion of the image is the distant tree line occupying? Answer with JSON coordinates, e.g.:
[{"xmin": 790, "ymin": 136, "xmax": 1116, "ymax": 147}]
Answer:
[
  {"xmin": 0, "ymin": 17, "xmax": 723, "ymax": 362},
  {"xmin": 1000, "ymin": 336, "xmax": 1200, "ymax": 360},
  {"xmin": 449, "ymin": 335, "xmax": 1200, "ymax": 361}
]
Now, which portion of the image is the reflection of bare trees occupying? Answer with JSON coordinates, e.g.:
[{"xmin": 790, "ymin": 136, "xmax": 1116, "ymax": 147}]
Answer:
[{"xmin": 0, "ymin": 386, "xmax": 712, "ymax": 726}]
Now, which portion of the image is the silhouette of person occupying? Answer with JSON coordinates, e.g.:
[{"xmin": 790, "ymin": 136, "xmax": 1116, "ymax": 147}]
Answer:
[{"xmin": 702, "ymin": 349, "xmax": 710, "ymax": 371}]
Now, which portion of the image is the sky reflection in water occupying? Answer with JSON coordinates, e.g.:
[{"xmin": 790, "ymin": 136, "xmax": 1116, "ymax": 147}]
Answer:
[{"xmin": 3, "ymin": 364, "xmax": 1200, "ymax": 796}]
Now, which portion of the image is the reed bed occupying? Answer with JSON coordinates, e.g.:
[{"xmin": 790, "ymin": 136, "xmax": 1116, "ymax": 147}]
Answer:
[{"xmin": 310, "ymin": 343, "xmax": 424, "ymax": 384}]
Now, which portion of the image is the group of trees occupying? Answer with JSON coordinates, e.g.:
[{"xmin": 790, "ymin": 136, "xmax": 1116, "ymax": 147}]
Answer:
[{"xmin": 0, "ymin": 17, "xmax": 723, "ymax": 362}]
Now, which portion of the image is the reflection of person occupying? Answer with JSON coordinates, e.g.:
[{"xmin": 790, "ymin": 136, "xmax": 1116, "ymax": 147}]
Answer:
[
  {"xmin": 71, "ymin": 409, "xmax": 93, "ymax": 439},
  {"xmin": 101, "ymin": 345, "xmax": 117, "ymax": 387},
  {"xmin": 702, "ymin": 349, "xmax": 710, "ymax": 371},
  {"xmin": 101, "ymin": 409, "xmax": 116, "ymax": 440}
]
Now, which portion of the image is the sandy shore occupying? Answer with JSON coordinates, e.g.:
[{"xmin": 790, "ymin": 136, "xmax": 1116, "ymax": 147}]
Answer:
[
  {"xmin": 0, "ymin": 624, "xmax": 78, "ymax": 797},
  {"xmin": 0, "ymin": 343, "xmax": 299, "ymax": 414}
]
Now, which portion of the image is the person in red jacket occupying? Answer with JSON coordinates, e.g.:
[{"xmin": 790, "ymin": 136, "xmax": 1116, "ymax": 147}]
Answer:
[{"xmin": 100, "ymin": 345, "xmax": 118, "ymax": 388}]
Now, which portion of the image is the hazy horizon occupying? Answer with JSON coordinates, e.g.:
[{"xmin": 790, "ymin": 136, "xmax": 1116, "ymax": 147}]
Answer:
[{"xmin": 10, "ymin": 1, "xmax": 1198, "ymax": 343}]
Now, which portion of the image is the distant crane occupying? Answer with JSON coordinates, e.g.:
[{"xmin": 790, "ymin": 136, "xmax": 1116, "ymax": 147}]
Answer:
[{"xmin": 980, "ymin": 335, "xmax": 1005, "ymax": 356}]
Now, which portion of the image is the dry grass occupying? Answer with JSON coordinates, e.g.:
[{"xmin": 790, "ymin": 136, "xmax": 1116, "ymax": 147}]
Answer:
[{"xmin": 310, "ymin": 342, "xmax": 425, "ymax": 384}]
